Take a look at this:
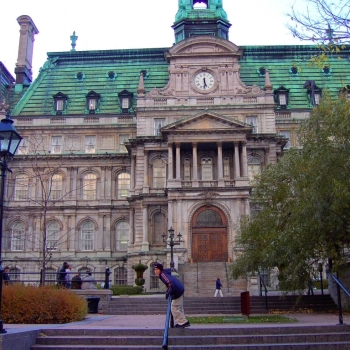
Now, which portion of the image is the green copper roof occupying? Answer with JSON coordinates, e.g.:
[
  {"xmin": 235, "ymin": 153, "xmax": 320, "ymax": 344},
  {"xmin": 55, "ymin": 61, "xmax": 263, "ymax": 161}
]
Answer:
[{"xmin": 11, "ymin": 44, "xmax": 350, "ymax": 116}]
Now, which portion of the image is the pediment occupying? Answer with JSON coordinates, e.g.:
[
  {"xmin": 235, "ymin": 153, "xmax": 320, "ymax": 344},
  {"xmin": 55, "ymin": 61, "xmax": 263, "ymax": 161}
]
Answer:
[
  {"xmin": 166, "ymin": 36, "xmax": 243, "ymax": 60},
  {"xmin": 162, "ymin": 111, "xmax": 251, "ymax": 133}
]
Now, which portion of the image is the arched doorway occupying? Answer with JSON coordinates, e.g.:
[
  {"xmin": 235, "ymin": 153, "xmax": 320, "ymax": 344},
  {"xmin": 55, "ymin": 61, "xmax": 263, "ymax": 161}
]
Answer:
[{"xmin": 191, "ymin": 206, "xmax": 228, "ymax": 262}]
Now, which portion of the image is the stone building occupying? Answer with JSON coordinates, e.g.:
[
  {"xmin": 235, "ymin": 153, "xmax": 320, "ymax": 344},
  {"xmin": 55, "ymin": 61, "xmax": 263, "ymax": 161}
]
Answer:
[{"xmin": 3, "ymin": 0, "xmax": 350, "ymax": 295}]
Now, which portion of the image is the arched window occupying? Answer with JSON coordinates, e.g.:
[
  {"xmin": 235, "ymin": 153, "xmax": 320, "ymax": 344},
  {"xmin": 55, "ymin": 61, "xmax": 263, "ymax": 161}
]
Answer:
[
  {"xmin": 201, "ymin": 158, "xmax": 213, "ymax": 180},
  {"xmin": 83, "ymin": 173, "xmax": 96, "ymax": 200},
  {"xmin": 15, "ymin": 174, "xmax": 29, "ymax": 200},
  {"xmin": 50, "ymin": 174, "xmax": 63, "ymax": 200},
  {"xmin": 116, "ymin": 221, "xmax": 129, "ymax": 251},
  {"xmin": 117, "ymin": 173, "xmax": 130, "ymax": 198},
  {"xmin": 114, "ymin": 266, "xmax": 127, "ymax": 285},
  {"xmin": 11, "ymin": 222, "xmax": 25, "ymax": 251},
  {"xmin": 46, "ymin": 221, "xmax": 59, "ymax": 250},
  {"xmin": 153, "ymin": 159, "xmax": 166, "ymax": 188},
  {"xmin": 81, "ymin": 221, "xmax": 94, "ymax": 251}
]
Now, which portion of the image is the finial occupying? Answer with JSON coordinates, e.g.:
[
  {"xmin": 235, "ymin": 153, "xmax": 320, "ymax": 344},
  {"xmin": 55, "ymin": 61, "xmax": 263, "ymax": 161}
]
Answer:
[{"xmin": 70, "ymin": 31, "xmax": 78, "ymax": 51}]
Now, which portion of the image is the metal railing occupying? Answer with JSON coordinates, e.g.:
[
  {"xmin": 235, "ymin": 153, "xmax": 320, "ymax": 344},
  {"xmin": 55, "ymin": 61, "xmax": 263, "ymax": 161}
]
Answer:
[
  {"xmin": 7, "ymin": 267, "xmax": 112, "ymax": 289},
  {"xmin": 331, "ymin": 274, "xmax": 350, "ymax": 325},
  {"xmin": 259, "ymin": 273, "xmax": 269, "ymax": 310},
  {"xmin": 162, "ymin": 295, "xmax": 173, "ymax": 350}
]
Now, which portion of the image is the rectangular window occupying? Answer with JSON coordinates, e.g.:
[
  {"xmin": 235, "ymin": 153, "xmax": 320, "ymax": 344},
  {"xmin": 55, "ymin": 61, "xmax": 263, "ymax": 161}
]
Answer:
[
  {"xmin": 280, "ymin": 130, "xmax": 291, "ymax": 149},
  {"xmin": 81, "ymin": 231, "xmax": 94, "ymax": 250},
  {"xmin": 50, "ymin": 174, "xmax": 62, "ymax": 200},
  {"xmin": 223, "ymin": 157, "xmax": 230, "ymax": 180},
  {"xmin": 11, "ymin": 230, "xmax": 25, "ymax": 251},
  {"xmin": 51, "ymin": 136, "xmax": 62, "ymax": 154},
  {"xmin": 154, "ymin": 118, "xmax": 165, "ymax": 136},
  {"xmin": 119, "ymin": 134, "xmax": 129, "ymax": 152},
  {"xmin": 18, "ymin": 137, "xmax": 29, "ymax": 155},
  {"xmin": 56, "ymin": 100, "xmax": 64, "ymax": 111},
  {"xmin": 122, "ymin": 98, "xmax": 129, "ymax": 109},
  {"xmin": 153, "ymin": 160, "xmax": 166, "ymax": 188},
  {"xmin": 114, "ymin": 267, "xmax": 127, "ymax": 285},
  {"xmin": 85, "ymin": 135, "xmax": 96, "ymax": 153},
  {"xmin": 88, "ymin": 98, "xmax": 97, "ymax": 110},
  {"xmin": 184, "ymin": 159, "xmax": 191, "ymax": 181},
  {"xmin": 15, "ymin": 175, "xmax": 29, "ymax": 200},
  {"xmin": 314, "ymin": 93, "xmax": 321, "ymax": 105},
  {"xmin": 201, "ymin": 158, "xmax": 213, "ymax": 181},
  {"xmin": 279, "ymin": 94, "xmax": 287, "ymax": 105},
  {"xmin": 246, "ymin": 116, "xmax": 258, "ymax": 133}
]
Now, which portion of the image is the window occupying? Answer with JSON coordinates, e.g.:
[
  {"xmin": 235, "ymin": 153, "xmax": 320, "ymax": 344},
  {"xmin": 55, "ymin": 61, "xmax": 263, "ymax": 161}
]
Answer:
[
  {"xmin": 81, "ymin": 221, "xmax": 94, "ymax": 251},
  {"xmin": 223, "ymin": 157, "xmax": 230, "ymax": 180},
  {"xmin": 85, "ymin": 135, "xmax": 96, "ymax": 154},
  {"xmin": 114, "ymin": 267, "xmax": 127, "ymax": 285},
  {"xmin": 304, "ymin": 81, "xmax": 322, "ymax": 106},
  {"xmin": 15, "ymin": 174, "xmax": 29, "ymax": 200},
  {"xmin": 46, "ymin": 221, "xmax": 59, "ymax": 249},
  {"xmin": 50, "ymin": 174, "xmax": 62, "ymax": 200},
  {"xmin": 86, "ymin": 91, "xmax": 100, "ymax": 114},
  {"xmin": 118, "ymin": 89, "xmax": 134, "ymax": 113},
  {"xmin": 11, "ymin": 222, "xmax": 25, "ymax": 251},
  {"xmin": 18, "ymin": 137, "xmax": 28, "ymax": 155},
  {"xmin": 280, "ymin": 131, "xmax": 291, "ymax": 149},
  {"xmin": 201, "ymin": 158, "xmax": 213, "ymax": 181},
  {"xmin": 51, "ymin": 136, "xmax": 62, "ymax": 154},
  {"xmin": 248, "ymin": 156, "xmax": 261, "ymax": 182},
  {"xmin": 246, "ymin": 116, "xmax": 258, "ymax": 133},
  {"xmin": 119, "ymin": 134, "xmax": 129, "ymax": 152},
  {"xmin": 154, "ymin": 118, "xmax": 165, "ymax": 136},
  {"xmin": 116, "ymin": 221, "xmax": 129, "ymax": 251},
  {"xmin": 45, "ymin": 267, "xmax": 57, "ymax": 286},
  {"xmin": 274, "ymin": 86, "xmax": 290, "ymax": 109},
  {"xmin": 83, "ymin": 173, "xmax": 97, "ymax": 200},
  {"xmin": 150, "ymin": 262, "xmax": 160, "ymax": 289},
  {"xmin": 184, "ymin": 158, "xmax": 191, "ymax": 181},
  {"xmin": 117, "ymin": 172, "xmax": 130, "ymax": 198},
  {"xmin": 153, "ymin": 212, "xmax": 167, "ymax": 245},
  {"xmin": 9, "ymin": 267, "xmax": 20, "ymax": 283},
  {"xmin": 52, "ymin": 92, "xmax": 68, "ymax": 115},
  {"xmin": 153, "ymin": 159, "xmax": 166, "ymax": 188}
]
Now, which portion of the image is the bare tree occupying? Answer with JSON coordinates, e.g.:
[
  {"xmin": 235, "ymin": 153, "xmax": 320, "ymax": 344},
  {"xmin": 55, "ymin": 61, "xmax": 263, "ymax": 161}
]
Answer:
[{"xmin": 287, "ymin": 0, "xmax": 350, "ymax": 44}]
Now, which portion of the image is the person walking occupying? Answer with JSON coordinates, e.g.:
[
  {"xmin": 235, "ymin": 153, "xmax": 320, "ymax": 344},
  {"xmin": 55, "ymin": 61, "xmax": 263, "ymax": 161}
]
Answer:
[
  {"xmin": 3, "ymin": 266, "xmax": 10, "ymax": 285},
  {"xmin": 214, "ymin": 277, "xmax": 223, "ymax": 297},
  {"xmin": 56, "ymin": 262, "xmax": 69, "ymax": 288},
  {"xmin": 154, "ymin": 263, "xmax": 190, "ymax": 328}
]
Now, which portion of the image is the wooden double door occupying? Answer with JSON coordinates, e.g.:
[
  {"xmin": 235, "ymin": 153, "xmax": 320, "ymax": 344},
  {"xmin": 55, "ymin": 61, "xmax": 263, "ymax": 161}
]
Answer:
[{"xmin": 191, "ymin": 206, "xmax": 228, "ymax": 262}]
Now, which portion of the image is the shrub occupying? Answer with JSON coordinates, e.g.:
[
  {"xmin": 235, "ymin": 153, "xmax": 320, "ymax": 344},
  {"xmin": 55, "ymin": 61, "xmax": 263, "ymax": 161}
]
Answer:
[
  {"xmin": 110, "ymin": 285, "xmax": 143, "ymax": 295},
  {"xmin": 2, "ymin": 284, "xmax": 87, "ymax": 324}
]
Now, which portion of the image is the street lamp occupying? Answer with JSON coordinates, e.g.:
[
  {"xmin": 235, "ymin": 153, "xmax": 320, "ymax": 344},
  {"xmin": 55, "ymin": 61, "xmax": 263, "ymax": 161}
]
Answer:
[
  {"xmin": 0, "ymin": 110, "xmax": 22, "ymax": 333},
  {"xmin": 162, "ymin": 227, "xmax": 182, "ymax": 271}
]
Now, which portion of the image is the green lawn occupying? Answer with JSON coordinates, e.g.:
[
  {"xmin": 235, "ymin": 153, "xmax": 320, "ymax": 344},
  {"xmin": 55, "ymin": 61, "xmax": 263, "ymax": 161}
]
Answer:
[{"xmin": 187, "ymin": 315, "xmax": 297, "ymax": 324}]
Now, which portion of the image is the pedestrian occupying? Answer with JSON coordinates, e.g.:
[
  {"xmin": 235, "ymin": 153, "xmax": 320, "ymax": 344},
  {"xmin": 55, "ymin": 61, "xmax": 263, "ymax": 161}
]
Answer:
[
  {"xmin": 154, "ymin": 263, "xmax": 190, "ymax": 328},
  {"xmin": 65, "ymin": 265, "xmax": 72, "ymax": 289},
  {"xmin": 214, "ymin": 277, "xmax": 223, "ymax": 297},
  {"xmin": 3, "ymin": 266, "xmax": 10, "ymax": 285},
  {"xmin": 81, "ymin": 271, "xmax": 97, "ymax": 289},
  {"xmin": 56, "ymin": 262, "xmax": 69, "ymax": 288},
  {"xmin": 307, "ymin": 278, "xmax": 314, "ymax": 296},
  {"xmin": 71, "ymin": 273, "xmax": 82, "ymax": 289}
]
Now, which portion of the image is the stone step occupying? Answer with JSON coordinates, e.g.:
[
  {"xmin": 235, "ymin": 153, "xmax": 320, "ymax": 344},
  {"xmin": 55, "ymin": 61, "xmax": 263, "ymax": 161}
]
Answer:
[{"xmin": 30, "ymin": 325, "xmax": 350, "ymax": 350}]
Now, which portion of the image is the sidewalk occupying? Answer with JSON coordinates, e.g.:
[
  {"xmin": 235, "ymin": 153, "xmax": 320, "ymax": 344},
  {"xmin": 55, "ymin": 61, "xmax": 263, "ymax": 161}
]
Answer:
[{"xmin": 4, "ymin": 312, "xmax": 350, "ymax": 334}]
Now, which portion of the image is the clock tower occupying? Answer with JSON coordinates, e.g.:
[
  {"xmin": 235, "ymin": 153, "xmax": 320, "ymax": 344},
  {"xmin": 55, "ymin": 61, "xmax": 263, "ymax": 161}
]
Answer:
[{"xmin": 173, "ymin": 0, "xmax": 231, "ymax": 44}]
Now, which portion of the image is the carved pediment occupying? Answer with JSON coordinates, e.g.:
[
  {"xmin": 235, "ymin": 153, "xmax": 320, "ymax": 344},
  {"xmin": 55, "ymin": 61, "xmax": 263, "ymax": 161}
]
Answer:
[{"xmin": 162, "ymin": 111, "xmax": 251, "ymax": 133}]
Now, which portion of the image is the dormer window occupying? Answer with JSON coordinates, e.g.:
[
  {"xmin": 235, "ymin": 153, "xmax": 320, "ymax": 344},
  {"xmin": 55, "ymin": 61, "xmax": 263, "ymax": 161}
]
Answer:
[
  {"xmin": 53, "ymin": 92, "xmax": 68, "ymax": 115},
  {"xmin": 303, "ymin": 81, "xmax": 322, "ymax": 106},
  {"xmin": 258, "ymin": 67, "xmax": 266, "ymax": 76},
  {"xmin": 274, "ymin": 86, "xmax": 290, "ymax": 109},
  {"xmin": 118, "ymin": 90, "xmax": 134, "ymax": 113},
  {"xmin": 86, "ymin": 91, "xmax": 100, "ymax": 114}
]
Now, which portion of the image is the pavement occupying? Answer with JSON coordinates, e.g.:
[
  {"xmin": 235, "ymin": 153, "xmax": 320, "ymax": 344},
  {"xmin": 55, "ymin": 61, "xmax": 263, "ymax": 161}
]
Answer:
[{"xmin": 4, "ymin": 312, "xmax": 350, "ymax": 334}]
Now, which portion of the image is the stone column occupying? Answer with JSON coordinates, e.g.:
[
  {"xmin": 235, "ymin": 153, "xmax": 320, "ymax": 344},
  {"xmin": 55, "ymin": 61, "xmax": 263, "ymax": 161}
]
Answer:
[
  {"xmin": 168, "ymin": 200, "xmax": 174, "ymax": 229},
  {"xmin": 105, "ymin": 166, "xmax": 112, "ymax": 199},
  {"xmin": 100, "ymin": 167, "xmax": 106, "ymax": 198},
  {"xmin": 234, "ymin": 142, "xmax": 241, "ymax": 178},
  {"xmin": 141, "ymin": 205, "xmax": 149, "ymax": 251},
  {"xmin": 130, "ymin": 155, "xmax": 135, "ymax": 192},
  {"xmin": 175, "ymin": 143, "xmax": 181, "ymax": 180},
  {"xmin": 168, "ymin": 143, "xmax": 173, "ymax": 180},
  {"xmin": 97, "ymin": 215, "xmax": 104, "ymax": 251},
  {"xmin": 129, "ymin": 208, "xmax": 134, "ymax": 245},
  {"xmin": 242, "ymin": 141, "xmax": 248, "ymax": 177},
  {"xmin": 192, "ymin": 142, "xmax": 198, "ymax": 187},
  {"xmin": 105, "ymin": 214, "xmax": 111, "ymax": 251},
  {"xmin": 143, "ymin": 149, "xmax": 149, "ymax": 193}
]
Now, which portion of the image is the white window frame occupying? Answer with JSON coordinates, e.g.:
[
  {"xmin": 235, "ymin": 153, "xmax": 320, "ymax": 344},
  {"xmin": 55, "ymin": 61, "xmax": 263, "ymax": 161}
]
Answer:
[
  {"xmin": 116, "ymin": 221, "xmax": 129, "ymax": 251},
  {"xmin": 15, "ymin": 174, "xmax": 29, "ymax": 200},
  {"xmin": 51, "ymin": 136, "xmax": 62, "ymax": 154},
  {"xmin": 153, "ymin": 159, "xmax": 166, "ymax": 188},
  {"xmin": 201, "ymin": 158, "xmax": 213, "ymax": 181},
  {"xmin": 46, "ymin": 221, "xmax": 59, "ymax": 250},
  {"xmin": 50, "ymin": 174, "xmax": 63, "ymax": 200},
  {"xmin": 85, "ymin": 135, "xmax": 96, "ymax": 154},
  {"xmin": 246, "ymin": 116, "xmax": 258, "ymax": 133},
  {"xmin": 81, "ymin": 221, "xmax": 94, "ymax": 251},
  {"xmin": 56, "ymin": 100, "xmax": 64, "ymax": 111},
  {"xmin": 154, "ymin": 118, "xmax": 165, "ymax": 136},
  {"xmin": 11, "ymin": 222, "xmax": 25, "ymax": 251},
  {"xmin": 117, "ymin": 172, "xmax": 130, "ymax": 198},
  {"xmin": 83, "ymin": 173, "xmax": 97, "ymax": 200}
]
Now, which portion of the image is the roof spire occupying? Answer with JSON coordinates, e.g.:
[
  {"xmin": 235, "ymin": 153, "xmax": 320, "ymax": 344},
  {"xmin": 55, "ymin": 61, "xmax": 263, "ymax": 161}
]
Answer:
[
  {"xmin": 70, "ymin": 31, "xmax": 78, "ymax": 51},
  {"xmin": 264, "ymin": 70, "xmax": 272, "ymax": 92},
  {"xmin": 137, "ymin": 71, "xmax": 146, "ymax": 96}
]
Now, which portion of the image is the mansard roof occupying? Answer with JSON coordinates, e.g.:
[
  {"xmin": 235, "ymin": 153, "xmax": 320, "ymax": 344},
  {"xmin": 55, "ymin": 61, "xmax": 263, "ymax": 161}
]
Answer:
[{"xmin": 10, "ymin": 43, "xmax": 350, "ymax": 116}]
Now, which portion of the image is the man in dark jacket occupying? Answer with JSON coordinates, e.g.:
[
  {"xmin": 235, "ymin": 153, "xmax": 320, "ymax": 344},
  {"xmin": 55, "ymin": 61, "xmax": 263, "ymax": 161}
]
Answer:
[
  {"xmin": 214, "ymin": 276, "xmax": 223, "ymax": 297},
  {"xmin": 57, "ymin": 262, "xmax": 69, "ymax": 287},
  {"xmin": 154, "ymin": 263, "xmax": 190, "ymax": 328},
  {"xmin": 3, "ymin": 266, "xmax": 10, "ymax": 285}
]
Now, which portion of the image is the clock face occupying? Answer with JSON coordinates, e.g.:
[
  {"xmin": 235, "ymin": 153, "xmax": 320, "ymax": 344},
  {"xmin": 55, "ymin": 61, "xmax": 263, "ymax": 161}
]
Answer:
[{"xmin": 194, "ymin": 71, "xmax": 215, "ymax": 91}]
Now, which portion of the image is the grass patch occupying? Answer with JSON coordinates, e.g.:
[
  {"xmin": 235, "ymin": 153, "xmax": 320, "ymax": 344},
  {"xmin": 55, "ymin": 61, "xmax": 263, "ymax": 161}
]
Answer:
[{"xmin": 187, "ymin": 315, "xmax": 297, "ymax": 324}]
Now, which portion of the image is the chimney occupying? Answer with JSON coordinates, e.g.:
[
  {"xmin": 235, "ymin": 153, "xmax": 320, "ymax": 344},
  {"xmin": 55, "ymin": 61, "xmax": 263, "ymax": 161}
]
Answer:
[{"xmin": 15, "ymin": 15, "xmax": 39, "ymax": 85}]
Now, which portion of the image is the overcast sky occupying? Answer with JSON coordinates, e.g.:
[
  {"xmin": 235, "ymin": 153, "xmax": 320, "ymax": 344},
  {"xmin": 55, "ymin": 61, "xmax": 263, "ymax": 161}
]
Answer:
[{"xmin": 1, "ymin": 0, "xmax": 305, "ymax": 80}]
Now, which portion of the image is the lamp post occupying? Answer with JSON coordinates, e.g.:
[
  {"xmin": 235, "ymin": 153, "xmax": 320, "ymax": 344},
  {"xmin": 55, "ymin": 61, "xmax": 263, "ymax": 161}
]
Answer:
[
  {"xmin": 162, "ymin": 227, "xmax": 182, "ymax": 271},
  {"xmin": 0, "ymin": 110, "xmax": 22, "ymax": 333}
]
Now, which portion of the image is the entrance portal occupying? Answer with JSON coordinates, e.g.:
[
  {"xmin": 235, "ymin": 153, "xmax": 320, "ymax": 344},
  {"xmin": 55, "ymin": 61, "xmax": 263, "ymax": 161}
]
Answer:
[{"xmin": 191, "ymin": 206, "xmax": 228, "ymax": 262}]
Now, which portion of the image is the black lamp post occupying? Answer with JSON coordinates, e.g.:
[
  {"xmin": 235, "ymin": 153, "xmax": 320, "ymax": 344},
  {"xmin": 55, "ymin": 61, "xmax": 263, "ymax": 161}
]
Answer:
[
  {"xmin": 0, "ymin": 110, "xmax": 22, "ymax": 333},
  {"xmin": 162, "ymin": 227, "xmax": 182, "ymax": 271}
]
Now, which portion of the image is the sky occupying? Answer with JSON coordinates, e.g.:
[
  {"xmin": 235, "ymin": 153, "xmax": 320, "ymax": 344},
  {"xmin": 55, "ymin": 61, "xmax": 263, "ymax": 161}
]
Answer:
[{"xmin": 1, "ymin": 0, "xmax": 305, "ymax": 80}]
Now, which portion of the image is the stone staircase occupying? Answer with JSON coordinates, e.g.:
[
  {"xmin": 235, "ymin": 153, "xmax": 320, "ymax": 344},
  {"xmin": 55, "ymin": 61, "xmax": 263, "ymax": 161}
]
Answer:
[
  {"xmin": 31, "ymin": 324, "xmax": 350, "ymax": 349},
  {"xmin": 177, "ymin": 262, "xmax": 246, "ymax": 297},
  {"xmin": 105, "ymin": 295, "xmax": 337, "ymax": 315}
]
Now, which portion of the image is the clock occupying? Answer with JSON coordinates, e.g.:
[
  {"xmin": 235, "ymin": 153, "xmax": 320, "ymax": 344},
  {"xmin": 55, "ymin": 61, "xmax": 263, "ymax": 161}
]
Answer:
[{"xmin": 194, "ymin": 71, "xmax": 215, "ymax": 91}]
